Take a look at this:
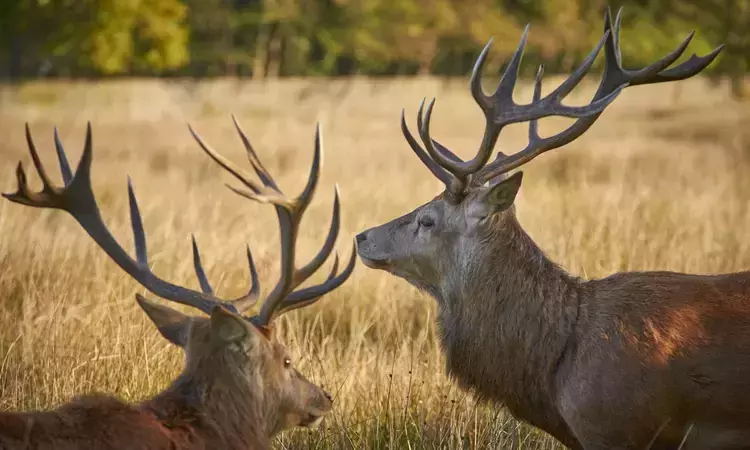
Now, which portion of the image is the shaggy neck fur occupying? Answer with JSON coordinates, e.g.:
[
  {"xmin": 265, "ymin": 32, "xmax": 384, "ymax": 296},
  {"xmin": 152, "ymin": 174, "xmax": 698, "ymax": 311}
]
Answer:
[
  {"xmin": 435, "ymin": 212, "xmax": 583, "ymax": 443},
  {"xmin": 144, "ymin": 349, "xmax": 270, "ymax": 450}
]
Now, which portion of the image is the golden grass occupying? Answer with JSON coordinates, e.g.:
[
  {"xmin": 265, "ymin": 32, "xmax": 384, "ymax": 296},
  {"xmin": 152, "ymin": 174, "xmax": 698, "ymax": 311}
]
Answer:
[{"xmin": 1, "ymin": 75, "xmax": 749, "ymax": 449}]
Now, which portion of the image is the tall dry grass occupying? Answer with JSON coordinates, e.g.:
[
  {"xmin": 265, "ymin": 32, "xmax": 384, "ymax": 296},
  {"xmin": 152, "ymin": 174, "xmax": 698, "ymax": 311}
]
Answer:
[{"xmin": 0, "ymin": 75, "xmax": 749, "ymax": 449}]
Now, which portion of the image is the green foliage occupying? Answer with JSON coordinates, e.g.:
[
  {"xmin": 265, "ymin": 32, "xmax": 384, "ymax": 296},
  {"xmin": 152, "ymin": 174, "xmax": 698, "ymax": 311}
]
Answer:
[
  {"xmin": 80, "ymin": 0, "xmax": 189, "ymax": 74},
  {"xmin": 0, "ymin": 0, "xmax": 746, "ymax": 96},
  {"xmin": 0, "ymin": 0, "xmax": 188, "ymax": 76}
]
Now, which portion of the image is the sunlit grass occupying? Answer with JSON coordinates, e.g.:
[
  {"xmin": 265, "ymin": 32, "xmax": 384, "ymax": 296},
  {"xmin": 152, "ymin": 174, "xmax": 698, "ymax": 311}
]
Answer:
[{"xmin": 0, "ymin": 75, "xmax": 748, "ymax": 449}]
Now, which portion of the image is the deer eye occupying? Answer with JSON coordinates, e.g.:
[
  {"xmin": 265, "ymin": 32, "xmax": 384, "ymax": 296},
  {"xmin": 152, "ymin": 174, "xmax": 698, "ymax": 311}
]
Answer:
[
  {"xmin": 418, "ymin": 215, "xmax": 435, "ymax": 229},
  {"xmin": 283, "ymin": 358, "xmax": 292, "ymax": 368}
]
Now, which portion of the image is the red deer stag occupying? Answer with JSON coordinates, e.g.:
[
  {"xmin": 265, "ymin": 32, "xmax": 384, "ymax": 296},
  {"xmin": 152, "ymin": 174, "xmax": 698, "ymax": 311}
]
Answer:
[
  {"xmin": 355, "ymin": 8, "xmax": 735, "ymax": 450},
  {"xmin": 1, "ymin": 118, "xmax": 356, "ymax": 450}
]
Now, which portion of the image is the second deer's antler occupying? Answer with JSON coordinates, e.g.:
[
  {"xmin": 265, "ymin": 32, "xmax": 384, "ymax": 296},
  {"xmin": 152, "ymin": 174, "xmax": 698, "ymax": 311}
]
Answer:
[{"xmin": 401, "ymin": 7, "xmax": 724, "ymax": 199}]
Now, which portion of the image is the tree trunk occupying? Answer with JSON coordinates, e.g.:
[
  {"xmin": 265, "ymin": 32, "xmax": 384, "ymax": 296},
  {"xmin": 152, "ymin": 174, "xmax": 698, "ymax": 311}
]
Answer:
[
  {"xmin": 417, "ymin": 37, "xmax": 438, "ymax": 76},
  {"xmin": 730, "ymin": 74, "xmax": 747, "ymax": 100},
  {"xmin": 251, "ymin": 23, "xmax": 270, "ymax": 80},
  {"xmin": 671, "ymin": 82, "xmax": 683, "ymax": 106},
  {"xmin": 264, "ymin": 23, "xmax": 282, "ymax": 78},
  {"xmin": 9, "ymin": 36, "xmax": 22, "ymax": 79}
]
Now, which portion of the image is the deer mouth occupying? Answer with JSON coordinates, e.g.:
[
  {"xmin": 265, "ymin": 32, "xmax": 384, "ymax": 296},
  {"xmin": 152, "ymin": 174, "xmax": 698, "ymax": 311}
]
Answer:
[
  {"xmin": 358, "ymin": 255, "xmax": 391, "ymax": 270},
  {"xmin": 301, "ymin": 412, "xmax": 327, "ymax": 429}
]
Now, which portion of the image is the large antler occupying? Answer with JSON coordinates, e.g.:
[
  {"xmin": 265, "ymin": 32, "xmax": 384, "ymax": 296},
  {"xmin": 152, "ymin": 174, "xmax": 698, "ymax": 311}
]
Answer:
[
  {"xmin": 402, "ymin": 7, "xmax": 724, "ymax": 199},
  {"xmin": 188, "ymin": 117, "xmax": 356, "ymax": 325},
  {"xmin": 3, "ymin": 120, "xmax": 355, "ymax": 328}
]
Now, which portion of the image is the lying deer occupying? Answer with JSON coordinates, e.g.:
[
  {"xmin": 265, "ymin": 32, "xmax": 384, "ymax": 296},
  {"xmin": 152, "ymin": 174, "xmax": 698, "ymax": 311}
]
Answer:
[
  {"xmin": 356, "ymin": 8, "xmax": 738, "ymax": 450},
  {"xmin": 1, "ymin": 118, "xmax": 355, "ymax": 450}
]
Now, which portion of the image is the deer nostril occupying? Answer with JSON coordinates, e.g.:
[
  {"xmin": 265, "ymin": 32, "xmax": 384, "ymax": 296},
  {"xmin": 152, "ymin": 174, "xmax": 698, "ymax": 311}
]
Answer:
[
  {"xmin": 356, "ymin": 232, "xmax": 368, "ymax": 244},
  {"xmin": 324, "ymin": 391, "xmax": 333, "ymax": 402}
]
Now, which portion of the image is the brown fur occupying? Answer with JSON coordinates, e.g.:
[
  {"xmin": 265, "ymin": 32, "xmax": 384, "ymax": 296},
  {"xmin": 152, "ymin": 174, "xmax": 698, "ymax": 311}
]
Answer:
[
  {"xmin": 1, "ymin": 117, "xmax": 349, "ymax": 450},
  {"xmin": 0, "ymin": 305, "xmax": 332, "ymax": 450},
  {"xmin": 357, "ymin": 178, "xmax": 750, "ymax": 449}
]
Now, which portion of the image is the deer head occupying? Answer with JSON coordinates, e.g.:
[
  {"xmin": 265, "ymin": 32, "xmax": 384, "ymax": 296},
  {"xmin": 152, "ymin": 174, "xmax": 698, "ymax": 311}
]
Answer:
[
  {"xmin": 3, "ymin": 117, "xmax": 356, "ymax": 438},
  {"xmin": 356, "ymin": 8, "xmax": 723, "ymax": 296}
]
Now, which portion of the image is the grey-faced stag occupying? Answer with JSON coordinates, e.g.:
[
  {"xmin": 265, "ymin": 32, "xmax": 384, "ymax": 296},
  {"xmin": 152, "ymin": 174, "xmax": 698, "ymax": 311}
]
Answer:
[
  {"xmin": 0, "ymin": 118, "xmax": 355, "ymax": 450},
  {"xmin": 356, "ymin": 8, "xmax": 739, "ymax": 450}
]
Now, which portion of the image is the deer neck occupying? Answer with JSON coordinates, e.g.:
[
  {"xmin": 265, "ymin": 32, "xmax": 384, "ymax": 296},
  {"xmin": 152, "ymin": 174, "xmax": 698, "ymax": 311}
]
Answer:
[
  {"xmin": 436, "ymin": 213, "xmax": 582, "ymax": 433},
  {"xmin": 144, "ymin": 363, "xmax": 270, "ymax": 450}
]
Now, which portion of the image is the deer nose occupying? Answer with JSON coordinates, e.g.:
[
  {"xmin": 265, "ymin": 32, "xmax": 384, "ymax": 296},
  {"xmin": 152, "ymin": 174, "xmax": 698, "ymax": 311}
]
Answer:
[
  {"xmin": 356, "ymin": 232, "xmax": 368, "ymax": 244},
  {"xmin": 324, "ymin": 390, "xmax": 333, "ymax": 402}
]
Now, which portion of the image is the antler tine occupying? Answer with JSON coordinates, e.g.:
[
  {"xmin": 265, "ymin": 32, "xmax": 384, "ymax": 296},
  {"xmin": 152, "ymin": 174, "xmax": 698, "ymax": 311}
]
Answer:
[
  {"xmin": 53, "ymin": 126, "xmax": 73, "ymax": 185},
  {"xmin": 7, "ymin": 162, "xmax": 44, "ymax": 208},
  {"xmin": 24, "ymin": 124, "xmax": 56, "ymax": 194},
  {"xmin": 187, "ymin": 124, "xmax": 291, "ymax": 208},
  {"xmin": 415, "ymin": 101, "xmax": 468, "ymax": 159},
  {"xmin": 469, "ymin": 38, "xmax": 495, "ymax": 111},
  {"xmin": 412, "ymin": 104, "xmax": 465, "ymax": 164},
  {"xmin": 231, "ymin": 114, "xmax": 279, "ymax": 192},
  {"xmin": 417, "ymin": 98, "xmax": 465, "ymax": 194},
  {"xmin": 195, "ymin": 236, "xmax": 261, "ymax": 313},
  {"xmin": 475, "ymin": 7, "xmax": 724, "ymax": 183},
  {"xmin": 273, "ymin": 240, "xmax": 357, "ymax": 318},
  {"xmin": 543, "ymin": 29, "xmax": 612, "ymax": 103},
  {"xmin": 191, "ymin": 235, "xmax": 214, "ymax": 295},
  {"xmin": 230, "ymin": 244, "xmax": 262, "ymax": 313},
  {"xmin": 253, "ymin": 123, "xmax": 327, "ymax": 326},
  {"xmin": 3, "ymin": 124, "xmax": 262, "ymax": 317},
  {"xmin": 296, "ymin": 123, "xmax": 323, "ymax": 211},
  {"xmin": 127, "ymin": 177, "xmax": 149, "ymax": 266},
  {"xmin": 274, "ymin": 253, "xmax": 340, "ymax": 317},
  {"xmin": 400, "ymin": 108, "xmax": 455, "ymax": 186},
  {"xmin": 603, "ymin": 8, "xmax": 723, "ymax": 87},
  {"xmin": 494, "ymin": 24, "xmax": 531, "ymax": 105},
  {"xmin": 291, "ymin": 185, "xmax": 340, "ymax": 289}
]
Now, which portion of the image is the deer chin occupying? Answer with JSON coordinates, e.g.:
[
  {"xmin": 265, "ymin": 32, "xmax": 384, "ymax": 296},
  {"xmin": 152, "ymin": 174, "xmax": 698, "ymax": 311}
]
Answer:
[
  {"xmin": 300, "ymin": 413, "xmax": 327, "ymax": 429},
  {"xmin": 358, "ymin": 256, "xmax": 418, "ymax": 282},
  {"xmin": 358, "ymin": 255, "xmax": 392, "ymax": 271}
]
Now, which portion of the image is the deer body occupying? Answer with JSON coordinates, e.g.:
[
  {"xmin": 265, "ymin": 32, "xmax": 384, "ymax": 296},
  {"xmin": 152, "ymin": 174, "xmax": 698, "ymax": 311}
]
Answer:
[
  {"xmin": 562, "ymin": 270, "xmax": 750, "ymax": 449},
  {"xmin": 0, "ymin": 303, "xmax": 334, "ymax": 450},
  {"xmin": 0, "ymin": 317, "xmax": 286, "ymax": 450},
  {"xmin": 2, "ymin": 118, "xmax": 355, "ymax": 449},
  {"xmin": 431, "ymin": 214, "xmax": 750, "ymax": 448},
  {"xmin": 0, "ymin": 395, "xmax": 200, "ymax": 450},
  {"xmin": 0, "ymin": 384, "xmax": 267, "ymax": 450},
  {"xmin": 356, "ymin": 8, "xmax": 736, "ymax": 449}
]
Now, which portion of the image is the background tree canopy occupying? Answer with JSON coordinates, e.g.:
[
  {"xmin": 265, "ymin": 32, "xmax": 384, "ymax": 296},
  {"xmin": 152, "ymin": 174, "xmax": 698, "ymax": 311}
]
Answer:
[{"xmin": 1, "ymin": 0, "xmax": 747, "ymax": 96}]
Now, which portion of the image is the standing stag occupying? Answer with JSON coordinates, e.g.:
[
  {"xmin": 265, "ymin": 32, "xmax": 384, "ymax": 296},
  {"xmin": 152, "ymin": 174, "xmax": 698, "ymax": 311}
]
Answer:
[
  {"xmin": 1, "ymin": 119, "xmax": 355, "ymax": 450},
  {"xmin": 356, "ymin": 8, "xmax": 738, "ymax": 450}
]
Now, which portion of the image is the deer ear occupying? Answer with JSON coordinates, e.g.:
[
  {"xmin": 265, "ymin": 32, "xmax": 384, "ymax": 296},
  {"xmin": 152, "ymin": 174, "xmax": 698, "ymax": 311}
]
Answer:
[
  {"xmin": 136, "ymin": 294, "xmax": 191, "ymax": 348},
  {"xmin": 209, "ymin": 305, "xmax": 249, "ymax": 344},
  {"xmin": 484, "ymin": 171, "xmax": 523, "ymax": 213}
]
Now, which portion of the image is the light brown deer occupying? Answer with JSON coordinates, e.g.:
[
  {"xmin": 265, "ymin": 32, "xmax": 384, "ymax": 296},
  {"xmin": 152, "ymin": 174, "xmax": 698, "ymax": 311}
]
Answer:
[
  {"xmin": 0, "ymin": 118, "xmax": 356, "ymax": 450},
  {"xmin": 355, "ymin": 8, "xmax": 738, "ymax": 450}
]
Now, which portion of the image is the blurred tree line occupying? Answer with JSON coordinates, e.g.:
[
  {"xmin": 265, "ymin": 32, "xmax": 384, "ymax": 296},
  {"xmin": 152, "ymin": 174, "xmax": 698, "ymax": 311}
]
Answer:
[{"xmin": 0, "ymin": 0, "xmax": 747, "ymax": 96}]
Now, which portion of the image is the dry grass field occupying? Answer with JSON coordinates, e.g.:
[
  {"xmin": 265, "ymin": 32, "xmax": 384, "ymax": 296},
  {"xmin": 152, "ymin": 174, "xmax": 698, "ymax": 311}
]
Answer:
[{"xmin": 0, "ymin": 74, "xmax": 749, "ymax": 449}]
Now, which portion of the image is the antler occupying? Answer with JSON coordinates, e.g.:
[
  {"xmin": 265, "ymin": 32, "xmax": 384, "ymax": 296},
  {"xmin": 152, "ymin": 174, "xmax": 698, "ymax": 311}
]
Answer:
[
  {"xmin": 3, "ymin": 120, "xmax": 355, "ymax": 328},
  {"xmin": 188, "ymin": 116, "xmax": 356, "ymax": 326},
  {"xmin": 402, "ymin": 7, "xmax": 724, "ymax": 198}
]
